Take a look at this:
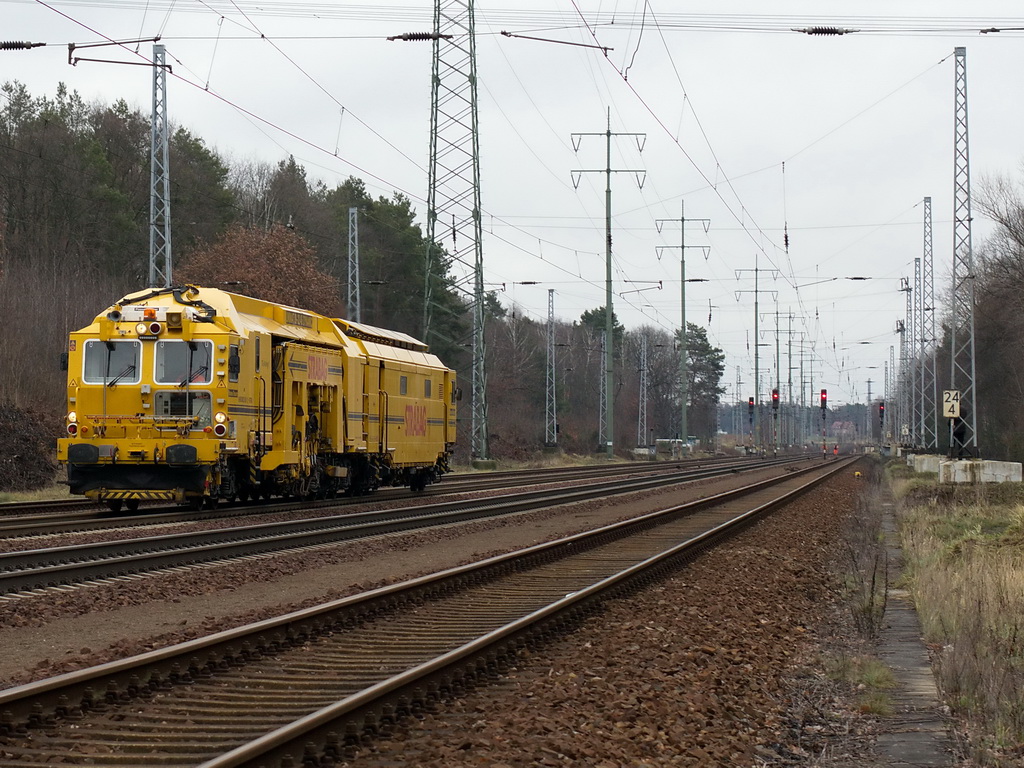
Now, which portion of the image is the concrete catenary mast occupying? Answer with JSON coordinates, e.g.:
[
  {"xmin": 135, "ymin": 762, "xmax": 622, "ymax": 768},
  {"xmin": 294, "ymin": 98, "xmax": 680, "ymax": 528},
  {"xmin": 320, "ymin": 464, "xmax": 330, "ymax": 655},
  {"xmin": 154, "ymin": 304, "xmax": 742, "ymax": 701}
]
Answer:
[{"xmin": 571, "ymin": 113, "xmax": 645, "ymax": 458}]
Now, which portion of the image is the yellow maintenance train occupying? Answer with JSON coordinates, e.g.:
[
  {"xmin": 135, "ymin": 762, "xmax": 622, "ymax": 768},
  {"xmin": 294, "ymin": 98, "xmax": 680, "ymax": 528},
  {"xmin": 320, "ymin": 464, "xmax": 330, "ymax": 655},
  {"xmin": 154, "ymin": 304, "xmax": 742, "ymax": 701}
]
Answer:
[{"xmin": 57, "ymin": 285, "xmax": 457, "ymax": 511}]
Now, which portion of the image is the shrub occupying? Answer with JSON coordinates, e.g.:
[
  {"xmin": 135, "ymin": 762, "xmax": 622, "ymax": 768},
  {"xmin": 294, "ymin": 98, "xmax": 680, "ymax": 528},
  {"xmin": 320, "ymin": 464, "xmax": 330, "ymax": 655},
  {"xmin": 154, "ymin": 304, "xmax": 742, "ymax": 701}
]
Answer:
[{"xmin": 0, "ymin": 402, "xmax": 59, "ymax": 491}]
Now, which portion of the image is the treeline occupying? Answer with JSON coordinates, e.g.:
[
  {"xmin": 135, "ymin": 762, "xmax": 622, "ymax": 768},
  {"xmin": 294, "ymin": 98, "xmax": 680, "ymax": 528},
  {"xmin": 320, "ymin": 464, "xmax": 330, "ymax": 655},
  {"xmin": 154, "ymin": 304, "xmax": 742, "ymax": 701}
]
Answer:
[
  {"xmin": 883, "ymin": 170, "xmax": 1024, "ymax": 463},
  {"xmin": 970, "ymin": 171, "xmax": 1024, "ymax": 460},
  {"xmin": 0, "ymin": 81, "xmax": 725, "ymax": 474}
]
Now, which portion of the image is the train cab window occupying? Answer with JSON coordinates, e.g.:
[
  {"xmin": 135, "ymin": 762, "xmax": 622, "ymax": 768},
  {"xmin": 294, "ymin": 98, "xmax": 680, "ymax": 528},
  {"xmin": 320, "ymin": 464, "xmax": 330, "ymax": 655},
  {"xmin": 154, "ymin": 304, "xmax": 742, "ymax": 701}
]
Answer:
[
  {"xmin": 424, "ymin": 379, "xmax": 432, "ymax": 398},
  {"xmin": 400, "ymin": 375, "xmax": 408, "ymax": 395},
  {"xmin": 155, "ymin": 340, "xmax": 213, "ymax": 385},
  {"xmin": 228, "ymin": 344, "xmax": 240, "ymax": 383},
  {"xmin": 83, "ymin": 340, "xmax": 141, "ymax": 385}
]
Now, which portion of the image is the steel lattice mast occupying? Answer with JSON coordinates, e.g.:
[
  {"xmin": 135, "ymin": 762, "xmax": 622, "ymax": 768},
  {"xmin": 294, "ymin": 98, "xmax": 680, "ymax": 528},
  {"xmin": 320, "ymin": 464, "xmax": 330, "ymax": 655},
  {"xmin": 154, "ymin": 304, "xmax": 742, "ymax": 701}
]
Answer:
[
  {"xmin": 347, "ymin": 207, "xmax": 360, "ymax": 323},
  {"xmin": 888, "ymin": 345, "xmax": 896, "ymax": 443},
  {"xmin": 545, "ymin": 289, "xmax": 557, "ymax": 447},
  {"xmin": 149, "ymin": 44, "xmax": 172, "ymax": 289},
  {"xmin": 912, "ymin": 256, "xmax": 922, "ymax": 448},
  {"xmin": 901, "ymin": 276, "xmax": 913, "ymax": 446},
  {"xmin": 896, "ymin": 308, "xmax": 907, "ymax": 446},
  {"xmin": 637, "ymin": 334, "xmax": 648, "ymax": 447},
  {"xmin": 951, "ymin": 46, "xmax": 978, "ymax": 455},
  {"xmin": 425, "ymin": 0, "xmax": 488, "ymax": 459},
  {"xmin": 920, "ymin": 197, "xmax": 939, "ymax": 449}
]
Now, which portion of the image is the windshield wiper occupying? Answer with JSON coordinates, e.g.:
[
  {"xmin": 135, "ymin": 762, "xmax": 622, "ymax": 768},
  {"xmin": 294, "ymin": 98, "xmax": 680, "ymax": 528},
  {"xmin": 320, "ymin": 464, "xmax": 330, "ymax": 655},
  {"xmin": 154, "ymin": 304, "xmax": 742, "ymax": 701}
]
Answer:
[
  {"xmin": 107, "ymin": 364, "xmax": 135, "ymax": 388},
  {"xmin": 178, "ymin": 366, "xmax": 208, "ymax": 387}
]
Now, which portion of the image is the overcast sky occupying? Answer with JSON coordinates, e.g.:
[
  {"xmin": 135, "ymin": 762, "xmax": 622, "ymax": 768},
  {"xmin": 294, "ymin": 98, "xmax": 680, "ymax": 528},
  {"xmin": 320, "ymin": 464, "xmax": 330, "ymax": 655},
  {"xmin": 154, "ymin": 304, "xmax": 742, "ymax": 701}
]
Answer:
[{"xmin": 7, "ymin": 1, "xmax": 1024, "ymax": 407}]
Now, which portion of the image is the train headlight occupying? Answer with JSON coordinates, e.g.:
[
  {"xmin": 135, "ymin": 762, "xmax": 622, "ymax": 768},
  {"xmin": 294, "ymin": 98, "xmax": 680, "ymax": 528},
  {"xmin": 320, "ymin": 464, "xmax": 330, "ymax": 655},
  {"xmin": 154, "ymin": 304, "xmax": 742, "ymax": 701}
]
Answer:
[
  {"xmin": 135, "ymin": 322, "xmax": 148, "ymax": 335},
  {"xmin": 213, "ymin": 423, "xmax": 228, "ymax": 437},
  {"xmin": 67, "ymin": 423, "xmax": 78, "ymax": 436},
  {"xmin": 149, "ymin": 321, "xmax": 162, "ymax": 335},
  {"xmin": 214, "ymin": 412, "xmax": 228, "ymax": 424},
  {"xmin": 67, "ymin": 411, "xmax": 77, "ymax": 423}
]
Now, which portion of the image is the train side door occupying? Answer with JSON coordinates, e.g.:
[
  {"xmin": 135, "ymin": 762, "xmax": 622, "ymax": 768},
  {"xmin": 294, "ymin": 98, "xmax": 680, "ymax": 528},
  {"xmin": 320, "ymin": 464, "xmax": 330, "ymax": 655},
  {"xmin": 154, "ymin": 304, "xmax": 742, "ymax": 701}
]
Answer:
[{"xmin": 363, "ymin": 360, "xmax": 381, "ymax": 454}]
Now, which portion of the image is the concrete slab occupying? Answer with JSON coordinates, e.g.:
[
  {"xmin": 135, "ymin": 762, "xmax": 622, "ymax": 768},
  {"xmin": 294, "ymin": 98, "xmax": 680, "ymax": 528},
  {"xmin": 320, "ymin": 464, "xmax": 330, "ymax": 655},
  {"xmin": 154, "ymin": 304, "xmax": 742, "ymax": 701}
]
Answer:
[
  {"xmin": 913, "ymin": 455, "xmax": 941, "ymax": 474},
  {"xmin": 877, "ymin": 501, "xmax": 952, "ymax": 766},
  {"xmin": 939, "ymin": 459, "xmax": 1022, "ymax": 484}
]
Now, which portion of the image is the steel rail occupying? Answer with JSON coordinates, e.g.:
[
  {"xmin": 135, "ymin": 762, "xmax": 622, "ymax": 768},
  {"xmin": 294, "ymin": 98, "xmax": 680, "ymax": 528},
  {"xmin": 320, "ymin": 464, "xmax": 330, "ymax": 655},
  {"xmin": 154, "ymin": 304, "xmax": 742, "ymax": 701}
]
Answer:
[
  {"xmin": 0, "ymin": 458, "xmax": 803, "ymax": 594},
  {"xmin": 0, "ymin": 456, "xmax": 747, "ymax": 535},
  {"xmin": 0, "ymin": 457, "xmax": 857, "ymax": 768}
]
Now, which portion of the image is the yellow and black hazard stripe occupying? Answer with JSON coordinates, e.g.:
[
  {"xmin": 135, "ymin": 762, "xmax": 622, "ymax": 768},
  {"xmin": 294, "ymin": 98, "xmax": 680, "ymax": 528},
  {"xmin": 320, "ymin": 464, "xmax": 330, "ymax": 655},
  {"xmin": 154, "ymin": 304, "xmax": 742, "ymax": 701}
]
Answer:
[{"xmin": 93, "ymin": 489, "xmax": 177, "ymax": 501}]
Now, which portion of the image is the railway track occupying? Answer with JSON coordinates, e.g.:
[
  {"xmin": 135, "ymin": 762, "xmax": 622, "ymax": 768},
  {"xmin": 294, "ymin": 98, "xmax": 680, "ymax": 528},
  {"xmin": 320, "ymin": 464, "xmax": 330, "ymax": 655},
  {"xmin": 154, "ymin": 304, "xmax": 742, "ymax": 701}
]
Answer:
[
  {"xmin": 0, "ymin": 456, "xmax": 749, "ymax": 535},
  {"xmin": 0, "ymin": 457, "xmax": 854, "ymax": 767},
  {"xmin": 0, "ymin": 457, "xmax": 803, "ymax": 596}
]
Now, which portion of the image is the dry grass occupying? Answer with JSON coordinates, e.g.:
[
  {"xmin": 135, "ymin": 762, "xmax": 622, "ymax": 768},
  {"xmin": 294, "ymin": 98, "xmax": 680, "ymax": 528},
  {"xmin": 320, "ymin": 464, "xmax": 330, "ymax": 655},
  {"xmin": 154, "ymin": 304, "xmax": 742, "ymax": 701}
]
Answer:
[
  {"xmin": 901, "ymin": 488, "xmax": 1024, "ymax": 764},
  {"xmin": 0, "ymin": 482, "xmax": 73, "ymax": 503}
]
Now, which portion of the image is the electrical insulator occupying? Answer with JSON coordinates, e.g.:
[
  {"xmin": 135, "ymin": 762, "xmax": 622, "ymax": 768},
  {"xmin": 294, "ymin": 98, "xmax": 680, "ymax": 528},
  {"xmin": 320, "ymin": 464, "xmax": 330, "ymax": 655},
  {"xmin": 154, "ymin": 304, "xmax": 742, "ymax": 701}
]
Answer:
[
  {"xmin": 0, "ymin": 41, "xmax": 45, "ymax": 50},
  {"xmin": 795, "ymin": 26, "xmax": 858, "ymax": 36},
  {"xmin": 820, "ymin": 389, "xmax": 828, "ymax": 410},
  {"xmin": 771, "ymin": 388, "xmax": 779, "ymax": 409},
  {"xmin": 387, "ymin": 31, "xmax": 448, "ymax": 41}
]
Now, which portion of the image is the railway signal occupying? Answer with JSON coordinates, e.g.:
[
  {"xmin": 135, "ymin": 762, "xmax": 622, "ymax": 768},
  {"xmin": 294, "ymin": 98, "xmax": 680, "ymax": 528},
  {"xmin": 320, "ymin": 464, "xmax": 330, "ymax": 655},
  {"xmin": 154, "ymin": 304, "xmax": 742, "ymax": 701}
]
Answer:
[
  {"xmin": 771, "ymin": 388, "xmax": 779, "ymax": 409},
  {"xmin": 820, "ymin": 389, "xmax": 827, "ymax": 410}
]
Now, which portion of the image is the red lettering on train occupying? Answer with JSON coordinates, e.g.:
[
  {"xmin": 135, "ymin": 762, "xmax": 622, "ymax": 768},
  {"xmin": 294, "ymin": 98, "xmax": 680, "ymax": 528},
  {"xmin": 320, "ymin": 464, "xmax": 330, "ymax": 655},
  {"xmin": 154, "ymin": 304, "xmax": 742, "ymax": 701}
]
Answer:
[
  {"xmin": 308, "ymin": 355, "xmax": 328, "ymax": 381},
  {"xmin": 405, "ymin": 404, "xmax": 427, "ymax": 436}
]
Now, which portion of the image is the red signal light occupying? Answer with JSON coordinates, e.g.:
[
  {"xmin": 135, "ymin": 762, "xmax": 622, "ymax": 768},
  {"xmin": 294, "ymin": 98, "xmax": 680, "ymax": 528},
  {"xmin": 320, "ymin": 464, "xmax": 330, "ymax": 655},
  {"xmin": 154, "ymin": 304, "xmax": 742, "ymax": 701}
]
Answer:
[
  {"xmin": 820, "ymin": 389, "xmax": 827, "ymax": 409},
  {"xmin": 771, "ymin": 388, "xmax": 779, "ymax": 409}
]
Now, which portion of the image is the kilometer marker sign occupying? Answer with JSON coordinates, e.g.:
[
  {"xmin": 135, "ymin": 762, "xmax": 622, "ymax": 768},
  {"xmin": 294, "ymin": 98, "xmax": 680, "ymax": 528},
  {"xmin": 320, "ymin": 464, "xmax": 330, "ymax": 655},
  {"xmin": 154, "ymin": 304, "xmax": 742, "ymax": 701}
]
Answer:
[{"xmin": 942, "ymin": 390, "xmax": 961, "ymax": 419}]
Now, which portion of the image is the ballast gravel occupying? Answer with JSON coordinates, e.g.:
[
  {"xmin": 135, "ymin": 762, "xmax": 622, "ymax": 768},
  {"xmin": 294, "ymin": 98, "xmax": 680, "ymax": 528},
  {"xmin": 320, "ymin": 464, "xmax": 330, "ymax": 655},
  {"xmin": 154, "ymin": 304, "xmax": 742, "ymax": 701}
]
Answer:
[
  {"xmin": 0, "ymin": 460, "xmax": 884, "ymax": 766},
  {"xmin": 348, "ymin": 469, "xmax": 879, "ymax": 767}
]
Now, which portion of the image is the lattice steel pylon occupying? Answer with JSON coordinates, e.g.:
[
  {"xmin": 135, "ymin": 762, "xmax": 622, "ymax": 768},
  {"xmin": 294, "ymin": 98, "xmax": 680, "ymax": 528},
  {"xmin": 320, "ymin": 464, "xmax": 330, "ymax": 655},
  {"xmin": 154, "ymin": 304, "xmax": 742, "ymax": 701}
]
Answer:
[
  {"xmin": 637, "ymin": 334, "xmax": 648, "ymax": 448},
  {"xmin": 896, "ymin": 309, "xmax": 908, "ymax": 446},
  {"xmin": 951, "ymin": 46, "xmax": 978, "ymax": 456},
  {"xmin": 347, "ymin": 207, "xmax": 360, "ymax": 323},
  {"xmin": 424, "ymin": 0, "xmax": 488, "ymax": 459},
  {"xmin": 920, "ymin": 197, "xmax": 939, "ymax": 449},
  {"xmin": 912, "ymin": 256, "xmax": 922, "ymax": 448},
  {"xmin": 902, "ymin": 275, "xmax": 914, "ymax": 446},
  {"xmin": 545, "ymin": 289, "xmax": 558, "ymax": 447},
  {"xmin": 149, "ymin": 44, "xmax": 172, "ymax": 289}
]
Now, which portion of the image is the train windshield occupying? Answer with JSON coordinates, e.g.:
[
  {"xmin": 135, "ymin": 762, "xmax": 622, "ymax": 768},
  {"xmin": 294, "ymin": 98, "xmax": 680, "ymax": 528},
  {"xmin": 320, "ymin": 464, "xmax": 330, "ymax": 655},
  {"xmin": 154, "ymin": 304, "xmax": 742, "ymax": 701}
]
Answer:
[
  {"xmin": 155, "ymin": 340, "xmax": 213, "ymax": 385},
  {"xmin": 83, "ymin": 340, "xmax": 141, "ymax": 385}
]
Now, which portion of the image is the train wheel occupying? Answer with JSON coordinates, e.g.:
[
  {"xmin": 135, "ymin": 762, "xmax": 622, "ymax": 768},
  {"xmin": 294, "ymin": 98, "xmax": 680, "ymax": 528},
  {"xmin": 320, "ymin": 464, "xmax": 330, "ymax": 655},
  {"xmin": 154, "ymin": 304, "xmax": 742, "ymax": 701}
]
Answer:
[
  {"xmin": 125, "ymin": 500, "xmax": 140, "ymax": 513},
  {"xmin": 106, "ymin": 500, "xmax": 123, "ymax": 513}
]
